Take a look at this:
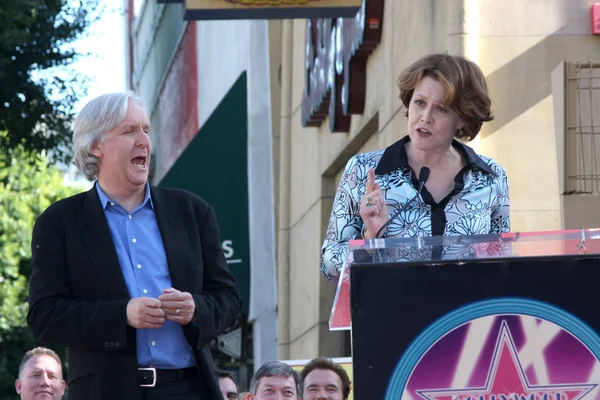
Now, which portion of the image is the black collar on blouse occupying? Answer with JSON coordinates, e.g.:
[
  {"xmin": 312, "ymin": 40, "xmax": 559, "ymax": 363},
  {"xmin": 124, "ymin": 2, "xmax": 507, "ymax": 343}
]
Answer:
[{"xmin": 375, "ymin": 135, "xmax": 494, "ymax": 175}]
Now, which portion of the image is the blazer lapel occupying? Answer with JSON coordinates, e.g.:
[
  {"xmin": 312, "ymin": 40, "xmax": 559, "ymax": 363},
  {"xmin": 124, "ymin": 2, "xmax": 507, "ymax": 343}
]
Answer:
[
  {"xmin": 80, "ymin": 187, "xmax": 130, "ymax": 299},
  {"xmin": 150, "ymin": 186, "xmax": 193, "ymax": 294}
]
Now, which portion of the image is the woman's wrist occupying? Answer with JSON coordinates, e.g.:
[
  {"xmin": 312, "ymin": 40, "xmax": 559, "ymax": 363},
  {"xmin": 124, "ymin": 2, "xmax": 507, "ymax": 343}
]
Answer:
[{"xmin": 362, "ymin": 226, "xmax": 377, "ymax": 240}]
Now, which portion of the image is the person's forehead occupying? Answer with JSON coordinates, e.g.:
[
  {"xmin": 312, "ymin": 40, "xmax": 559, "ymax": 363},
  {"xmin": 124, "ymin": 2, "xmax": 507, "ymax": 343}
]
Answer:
[
  {"xmin": 24, "ymin": 355, "xmax": 61, "ymax": 372},
  {"xmin": 259, "ymin": 375, "xmax": 296, "ymax": 388},
  {"xmin": 219, "ymin": 376, "xmax": 237, "ymax": 390},
  {"xmin": 122, "ymin": 100, "xmax": 150, "ymax": 123},
  {"xmin": 305, "ymin": 369, "xmax": 342, "ymax": 386},
  {"xmin": 414, "ymin": 77, "xmax": 445, "ymax": 95}
]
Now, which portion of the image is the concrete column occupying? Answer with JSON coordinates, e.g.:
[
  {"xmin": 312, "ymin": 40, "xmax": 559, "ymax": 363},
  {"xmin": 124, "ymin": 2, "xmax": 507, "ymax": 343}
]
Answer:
[
  {"xmin": 247, "ymin": 20, "xmax": 278, "ymax": 371},
  {"xmin": 276, "ymin": 19, "xmax": 293, "ymax": 361}
]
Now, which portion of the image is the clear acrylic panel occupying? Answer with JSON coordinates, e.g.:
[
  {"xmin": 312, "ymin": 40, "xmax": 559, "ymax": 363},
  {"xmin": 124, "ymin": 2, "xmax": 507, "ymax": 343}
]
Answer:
[{"xmin": 329, "ymin": 229, "xmax": 600, "ymax": 330}]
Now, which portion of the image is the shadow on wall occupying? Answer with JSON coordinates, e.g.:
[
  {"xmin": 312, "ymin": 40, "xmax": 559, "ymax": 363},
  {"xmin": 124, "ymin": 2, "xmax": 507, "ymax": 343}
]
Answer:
[{"xmin": 483, "ymin": 24, "xmax": 595, "ymax": 136}]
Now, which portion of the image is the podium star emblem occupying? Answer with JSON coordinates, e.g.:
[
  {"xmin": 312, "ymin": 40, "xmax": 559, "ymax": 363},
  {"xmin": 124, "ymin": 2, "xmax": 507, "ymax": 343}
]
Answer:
[{"xmin": 417, "ymin": 321, "xmax": 596, "ymax": 400}]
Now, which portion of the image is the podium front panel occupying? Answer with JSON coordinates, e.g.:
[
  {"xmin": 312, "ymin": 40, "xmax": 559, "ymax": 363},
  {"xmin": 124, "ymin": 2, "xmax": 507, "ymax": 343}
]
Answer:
[{"xmin": 350, "ymin": 256, "xmax": 600, "ymax": 400}]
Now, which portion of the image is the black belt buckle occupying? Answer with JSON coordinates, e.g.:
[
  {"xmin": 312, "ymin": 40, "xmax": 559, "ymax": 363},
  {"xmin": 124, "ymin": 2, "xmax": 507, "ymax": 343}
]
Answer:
[{"xmin": 139, "ymin": 367, "xmax": 157, "ymax": 387}]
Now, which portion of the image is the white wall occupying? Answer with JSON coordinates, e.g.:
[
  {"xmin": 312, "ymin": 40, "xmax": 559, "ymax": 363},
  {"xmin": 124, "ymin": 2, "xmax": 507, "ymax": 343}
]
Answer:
[{"xmin": 196, "ymin": 21, "xmax": 250, "ymax": 128}]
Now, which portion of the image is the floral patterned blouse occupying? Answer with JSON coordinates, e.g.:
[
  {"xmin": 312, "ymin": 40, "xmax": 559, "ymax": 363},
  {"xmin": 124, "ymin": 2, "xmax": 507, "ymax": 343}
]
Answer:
[{"xmin": 320, "ymin": 136, "xmax": 511, "ymax": 283}]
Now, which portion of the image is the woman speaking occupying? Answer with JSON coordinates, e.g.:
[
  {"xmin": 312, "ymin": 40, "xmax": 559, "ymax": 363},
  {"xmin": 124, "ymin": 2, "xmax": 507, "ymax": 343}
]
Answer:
[{"xmin": 321, "ymin": 53, "xmax": 510, "ymax": 283}]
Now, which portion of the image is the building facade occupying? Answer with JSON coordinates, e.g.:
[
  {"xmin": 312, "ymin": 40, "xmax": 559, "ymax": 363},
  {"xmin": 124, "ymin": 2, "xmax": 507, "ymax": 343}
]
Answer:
[
  {"xmin": 275, "ymin": 0, "xmax": 600, "ymax": 360},
  {"xmin": 127, "ymin": 0, "xmax": 600, "ymax": 378}
]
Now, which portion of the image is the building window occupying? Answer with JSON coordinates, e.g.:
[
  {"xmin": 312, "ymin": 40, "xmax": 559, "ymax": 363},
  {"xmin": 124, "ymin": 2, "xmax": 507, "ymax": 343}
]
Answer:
[{"xmin": 553, "ymin": 61, "xmax": 600, "ymax": 194}]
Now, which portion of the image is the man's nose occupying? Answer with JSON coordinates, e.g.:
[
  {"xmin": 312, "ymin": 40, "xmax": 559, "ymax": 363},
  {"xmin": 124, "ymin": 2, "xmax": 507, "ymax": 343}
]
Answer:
[
  {"xmin": 136, "ymin": 129, "xmax": 151, "ymax": 147},
  {"xmin": 40, "ymin": 373, "xmax": 51, "ymax": 386}
]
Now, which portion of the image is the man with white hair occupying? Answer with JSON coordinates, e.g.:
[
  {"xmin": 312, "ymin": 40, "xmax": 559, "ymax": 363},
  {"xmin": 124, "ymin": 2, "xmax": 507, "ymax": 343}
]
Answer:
[{"xmin": 27, "ymin": 92, "xmax": 241, "ymax": 399}]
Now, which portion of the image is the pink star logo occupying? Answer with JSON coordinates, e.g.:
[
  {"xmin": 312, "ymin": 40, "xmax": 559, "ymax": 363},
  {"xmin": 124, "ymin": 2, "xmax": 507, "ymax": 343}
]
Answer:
[{"xmin": 417, "ymin": 321, "xmax": 596, "ymax": 400}]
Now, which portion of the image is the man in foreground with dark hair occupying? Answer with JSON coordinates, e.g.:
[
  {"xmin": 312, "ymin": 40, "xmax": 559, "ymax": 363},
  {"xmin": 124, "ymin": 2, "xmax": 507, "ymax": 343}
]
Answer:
[
  {"xmin": 217, "ymin": 369, "xmax": 239, "ymax": 400},
  {"xmin": 300, "ymin": 357, "xmax": 351, "ymax": 400}
]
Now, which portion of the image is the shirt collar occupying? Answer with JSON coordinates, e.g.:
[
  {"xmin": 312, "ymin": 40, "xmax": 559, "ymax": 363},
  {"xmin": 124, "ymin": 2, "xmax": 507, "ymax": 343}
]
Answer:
[
  {"xmin": 374, "ymin": 135, "xmax": 494, "ymax": 175},
  {"xmin": 95, "ymin": 182, "xmax": 154, "ymax": 210}
]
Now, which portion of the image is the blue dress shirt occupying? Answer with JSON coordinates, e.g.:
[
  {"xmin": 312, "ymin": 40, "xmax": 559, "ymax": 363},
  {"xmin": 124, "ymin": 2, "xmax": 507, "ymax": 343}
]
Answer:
[{"xmin": 96, "ymin": 183, "xmax": 196, "ymax": 369}]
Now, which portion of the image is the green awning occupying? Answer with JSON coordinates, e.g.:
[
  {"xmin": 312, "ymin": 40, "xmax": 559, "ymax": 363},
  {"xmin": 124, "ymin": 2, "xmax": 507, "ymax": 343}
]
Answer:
[{"xmin": 159, "ymin": 72, "xmax": 250, "ymax": 314}]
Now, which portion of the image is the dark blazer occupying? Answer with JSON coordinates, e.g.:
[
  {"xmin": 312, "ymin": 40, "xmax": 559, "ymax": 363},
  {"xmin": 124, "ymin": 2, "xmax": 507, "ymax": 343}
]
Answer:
[{"xmin": 27, "ymin": 185, "xmax": 242, "ymax": 400}]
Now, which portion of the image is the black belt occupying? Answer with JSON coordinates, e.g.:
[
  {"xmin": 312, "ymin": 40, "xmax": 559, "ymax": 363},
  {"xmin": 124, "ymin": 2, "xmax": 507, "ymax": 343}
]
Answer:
[{"xmin": 138, "ymin": 367, "xmax": 198, "ymax": 387}]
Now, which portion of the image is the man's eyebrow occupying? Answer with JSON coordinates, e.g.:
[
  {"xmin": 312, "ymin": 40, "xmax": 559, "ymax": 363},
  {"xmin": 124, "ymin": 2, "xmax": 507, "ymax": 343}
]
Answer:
[
  {"xmin": 120, "ymin": 122, "xmax": 151, "ymax": 129},
  {"xmin": 265, "ymin": 384, "xmax": 293, "ymax": 389}
]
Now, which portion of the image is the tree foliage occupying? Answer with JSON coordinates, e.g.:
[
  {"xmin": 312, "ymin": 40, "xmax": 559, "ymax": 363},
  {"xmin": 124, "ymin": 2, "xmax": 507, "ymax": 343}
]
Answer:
[
  {"xmin": 0, "ymin": 144, "xmax": 82, "ymax": 398},
  {"xmin": 0, "ymin": 0, "xmax": 100, "ymax": 163}
]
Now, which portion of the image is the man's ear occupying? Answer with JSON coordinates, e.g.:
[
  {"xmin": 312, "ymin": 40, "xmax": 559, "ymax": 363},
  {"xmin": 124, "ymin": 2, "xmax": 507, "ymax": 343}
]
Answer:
[
  {"xmin": 90, "ymin": 140, "xmax": 102, "ymax": 158},
  {"xmin": 15, "ymin": 379, "xmax": 22, "ymax": 394}
]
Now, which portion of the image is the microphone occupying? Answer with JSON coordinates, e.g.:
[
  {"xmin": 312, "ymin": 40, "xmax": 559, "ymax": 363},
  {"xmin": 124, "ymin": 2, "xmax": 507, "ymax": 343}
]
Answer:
[{"xmin": 374, "ymin": 167, "xmax": 430, "ymax": 239}]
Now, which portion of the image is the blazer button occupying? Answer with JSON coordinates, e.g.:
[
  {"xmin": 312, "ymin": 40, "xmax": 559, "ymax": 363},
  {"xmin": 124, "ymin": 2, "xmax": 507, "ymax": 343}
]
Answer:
[
  {"xmin": 131, "ymin": 376, "xmax": 139, "ymax": 384},
  {"xmin": 115, "ymin": 341, "xmax": 120, "ymax": 348},
  {"xmin": 104, "ymin": 342, "xmax": 109, "ymax": 348},
  {"xmin": 109, "ymin": 342, "xmax": 114, "ymax": 348}
]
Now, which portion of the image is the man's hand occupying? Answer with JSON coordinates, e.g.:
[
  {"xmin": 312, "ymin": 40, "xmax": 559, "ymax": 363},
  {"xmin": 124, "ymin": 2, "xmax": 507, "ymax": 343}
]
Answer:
[
  {"xmin": 126, "ymin": 297, "xmax": 165, "ymax": 329},
  {"xmin": 158, "ymin": 288, "xmax": 196, "ymax": 325}
]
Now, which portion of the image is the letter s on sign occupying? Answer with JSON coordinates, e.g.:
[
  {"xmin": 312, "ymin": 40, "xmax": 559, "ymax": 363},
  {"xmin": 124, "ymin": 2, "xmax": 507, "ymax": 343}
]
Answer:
[{"xmin": 222, "ymin": 240, "xmax": 234, "ymax": 259}]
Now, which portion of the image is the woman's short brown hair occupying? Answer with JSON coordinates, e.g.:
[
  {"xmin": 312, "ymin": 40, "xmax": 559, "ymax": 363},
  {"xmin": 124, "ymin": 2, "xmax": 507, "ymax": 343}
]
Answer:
[{"xmin": 397, "ymin": 53, "xmax": 494, "ymax": 141}]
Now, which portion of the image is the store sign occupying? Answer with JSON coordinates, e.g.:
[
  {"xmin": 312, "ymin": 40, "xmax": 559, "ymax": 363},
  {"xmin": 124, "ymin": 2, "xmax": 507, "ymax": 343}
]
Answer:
[
  {"xmin": 301, "ymin": 0, "xmax": 383, "ymax": 132},
  {"xmin": 180, "ymin": 0, "xmax": 362, "ymax": 20}
]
